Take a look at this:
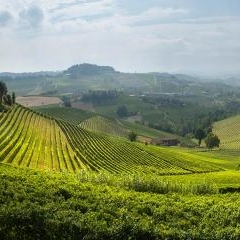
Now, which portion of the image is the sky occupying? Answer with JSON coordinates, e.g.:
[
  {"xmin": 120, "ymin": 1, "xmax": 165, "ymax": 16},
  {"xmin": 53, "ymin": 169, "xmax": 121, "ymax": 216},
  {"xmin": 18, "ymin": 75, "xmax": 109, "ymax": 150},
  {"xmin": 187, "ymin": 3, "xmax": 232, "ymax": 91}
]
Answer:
[{"xmin": 0, "ymin": 0, "xmax": 240, "ymax": 75}]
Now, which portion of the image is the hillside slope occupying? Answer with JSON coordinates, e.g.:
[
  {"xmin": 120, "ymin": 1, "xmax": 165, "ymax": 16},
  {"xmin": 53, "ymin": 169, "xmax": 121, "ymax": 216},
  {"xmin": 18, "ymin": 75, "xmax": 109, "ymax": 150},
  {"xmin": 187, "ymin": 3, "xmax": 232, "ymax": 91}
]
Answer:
[
  {"xmin": 79, "ymin": 116, "xmax": 129, "ymax": 137},
  {"xmin": 213, "ymin": 115, "xmax": 240, "ymax": 150},
  {"xmin": 0, "ymin": 105, "xmax": 222, "ymax": 174},
  {"xmin": 0, "ymin": 105, "xmax": 85, "ymax": 172},
  {"xmin": 36, "ymin": 106, "xmax": 195, "ymax": 146},
  {"xmin": 35, "ymin": 106, "xmax": 96, "ymax": 125}
]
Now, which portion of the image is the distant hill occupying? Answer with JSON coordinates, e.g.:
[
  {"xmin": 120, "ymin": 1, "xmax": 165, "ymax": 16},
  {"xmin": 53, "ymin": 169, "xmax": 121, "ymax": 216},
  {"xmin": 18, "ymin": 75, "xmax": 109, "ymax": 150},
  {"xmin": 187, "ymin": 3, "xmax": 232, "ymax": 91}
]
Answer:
[
  {"xmin": 1, "ymin": 63, "xmax": 240, "ymax": 97},
  {"xmin": 65, "ymin": 63, "xmax": 117, "ymax": 77}
]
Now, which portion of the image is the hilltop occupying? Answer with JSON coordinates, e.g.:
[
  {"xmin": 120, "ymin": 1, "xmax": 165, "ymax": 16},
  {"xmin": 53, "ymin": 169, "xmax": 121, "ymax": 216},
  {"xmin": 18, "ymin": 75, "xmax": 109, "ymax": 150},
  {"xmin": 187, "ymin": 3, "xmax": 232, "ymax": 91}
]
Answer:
[{"xmin": 65, "ymin": 63, "xmax": 117, "ymax": 77}]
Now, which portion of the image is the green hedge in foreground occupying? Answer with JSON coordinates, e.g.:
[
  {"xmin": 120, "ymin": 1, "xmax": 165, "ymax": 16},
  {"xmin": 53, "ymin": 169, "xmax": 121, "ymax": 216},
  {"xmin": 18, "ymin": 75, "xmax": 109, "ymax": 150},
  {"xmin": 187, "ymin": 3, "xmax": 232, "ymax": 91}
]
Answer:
[{"xmin": 1, "ymin": 164, "xmax": 240, "ymax": 240}]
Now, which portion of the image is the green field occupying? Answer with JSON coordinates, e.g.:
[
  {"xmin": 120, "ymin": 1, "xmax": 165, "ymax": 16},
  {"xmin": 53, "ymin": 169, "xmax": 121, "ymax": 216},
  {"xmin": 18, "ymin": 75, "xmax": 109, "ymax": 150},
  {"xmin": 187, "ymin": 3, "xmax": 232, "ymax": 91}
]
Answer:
[
  {"xmin": 1, "ymin": 162, "xmax": 240, "ymax": 239},
  {"xmin": 2, "ymin": 104, "xmax": 240, "ymax": 239},
  {"xmin": 0, "ymin": 104, "xmax": 224, "ymax": 175}
]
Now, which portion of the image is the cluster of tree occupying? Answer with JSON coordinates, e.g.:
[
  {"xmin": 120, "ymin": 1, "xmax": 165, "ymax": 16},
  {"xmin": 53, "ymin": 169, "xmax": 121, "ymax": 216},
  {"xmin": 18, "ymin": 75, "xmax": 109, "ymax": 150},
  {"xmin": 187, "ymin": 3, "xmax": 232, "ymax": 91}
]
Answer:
[
  {"xmin": 194, "ymin": 128, "xmax": 220, "ymax": 150},
  {"xmin": 128, "ymin": 131, "xmax": 137, "ymax": 142},
  {"xmin": 174, "ymin": 108, "xmax": 237, "ymax": 137},
  {"xmin": 205, "ymin": 132, "xmax": 220, "ymax": 150},
  {"xmin": 116, "ymin": 105, "xmax": 137, "ymax": 118},
  {"xmin": 139, "ymin": 93, "xmax": 240, "ymax": 138},
  {"xmin": 148, "ymin": 122, "xmax": 174, "ymax": 134},
  {"xmin": 116, "ymin": 105, "xmax": 128, "ymax": 117},
  {"xmin": 61, "ymin": 95, "xmax": 72, "ymax": 107},
  {"xmin": 0, "ymin": 81, "xmax": 15, "ymax": 107},
  {"xmin": 82, "ymin": 90, "xmax": 120, "ymax": 106},
  {"xmin": 142, "ymin": 96, "xmax": 184, "ymax": 107}
]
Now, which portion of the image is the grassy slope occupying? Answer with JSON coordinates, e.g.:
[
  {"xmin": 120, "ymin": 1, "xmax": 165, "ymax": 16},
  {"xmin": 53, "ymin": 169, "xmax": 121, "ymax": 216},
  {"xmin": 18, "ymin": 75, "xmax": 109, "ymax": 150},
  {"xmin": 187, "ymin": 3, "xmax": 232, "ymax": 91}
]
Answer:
[
  {"xmin": 187, "ymin": 149, "xmax": 240, "ymax": 170},
  {"xmin": 213, "ymin": 115, "xmax": 240, "ymax": 149}
]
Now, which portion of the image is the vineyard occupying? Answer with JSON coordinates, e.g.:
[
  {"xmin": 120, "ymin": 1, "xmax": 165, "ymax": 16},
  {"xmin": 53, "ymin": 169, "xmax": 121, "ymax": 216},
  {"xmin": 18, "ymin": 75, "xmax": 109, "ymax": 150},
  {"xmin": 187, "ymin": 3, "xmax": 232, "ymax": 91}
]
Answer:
[
  {"xmin": 213, "ymin": 115, "xmax": 240, "ymax": 150},
  {"xmin": 36, "ymin": 106, "xmax": 195, "ymax": 146},
  {"xmin": 0, "ymin": 105, "xmax": 84, "ymax": 172},
  {"xmin": 0, "ymin": 104, "xmax": 223, "ymax": 175},
  {"xmin": 35, "ymin": 106, "xmax": 96, "ymax": 125},
  {"xmin": 79, "ymin": 116, "xmax": 129, "ymax": 137}
]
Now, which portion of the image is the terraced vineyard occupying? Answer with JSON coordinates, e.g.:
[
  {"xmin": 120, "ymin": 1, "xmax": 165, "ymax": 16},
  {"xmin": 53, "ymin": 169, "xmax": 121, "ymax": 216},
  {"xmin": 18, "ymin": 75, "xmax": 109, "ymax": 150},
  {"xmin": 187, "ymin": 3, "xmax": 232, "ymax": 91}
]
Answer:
[
  {"xmin": 213, "ymin": 115, "xmax": 240, "ymax": 150},
  {"xmin": 58, "ymin": 119, "xmax": 223, "ymax": 174},
  {"xmin": 0, "ymin": 104, "xmax": 223, "ymax": 175},
  {"xmin": 79, "ymin": 116, "xmax": 129, "ymax": 137},
  {"xmin": 0, "ymin": 105, "xmax": 84, "ymax": 172},
  {"xmin": 35, "ymin": 106, "xmax": 96, "ymax": 125}
]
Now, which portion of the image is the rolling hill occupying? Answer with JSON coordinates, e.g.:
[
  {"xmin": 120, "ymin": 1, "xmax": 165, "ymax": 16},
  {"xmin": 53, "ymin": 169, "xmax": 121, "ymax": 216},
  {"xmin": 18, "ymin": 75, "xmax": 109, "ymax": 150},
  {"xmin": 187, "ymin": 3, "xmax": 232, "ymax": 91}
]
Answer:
[
  {"xmin": 0, "ymin": 104, "xmax": 222, "ymax": 174},
  {"xmin": 35, "ymin": 106, "xmax": 195, "ymax": 146},
  {"xmin": 2, "ymin": 63, "xmax": 239, "ymax": 97}
]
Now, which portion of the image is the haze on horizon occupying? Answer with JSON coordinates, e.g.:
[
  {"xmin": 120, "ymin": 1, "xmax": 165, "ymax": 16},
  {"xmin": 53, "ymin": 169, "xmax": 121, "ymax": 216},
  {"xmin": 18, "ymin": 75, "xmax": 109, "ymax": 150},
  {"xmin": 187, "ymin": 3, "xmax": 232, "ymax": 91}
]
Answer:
[{"xmin": 0, "ymin": 0, "xmax": 240, "ymax": 76}]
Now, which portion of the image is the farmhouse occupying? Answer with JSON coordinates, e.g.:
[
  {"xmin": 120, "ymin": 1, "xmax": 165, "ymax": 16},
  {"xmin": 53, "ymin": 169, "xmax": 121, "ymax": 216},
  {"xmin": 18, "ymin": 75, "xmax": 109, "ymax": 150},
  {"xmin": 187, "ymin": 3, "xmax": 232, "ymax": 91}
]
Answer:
[{"xmin": 151, "ymin": 138, "xmax": 179, "ymax": 146}]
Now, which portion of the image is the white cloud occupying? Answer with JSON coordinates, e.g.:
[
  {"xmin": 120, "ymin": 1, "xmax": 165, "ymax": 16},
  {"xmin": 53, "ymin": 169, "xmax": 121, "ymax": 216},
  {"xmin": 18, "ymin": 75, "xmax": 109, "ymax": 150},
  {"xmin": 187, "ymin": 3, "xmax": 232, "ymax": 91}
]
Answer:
[
  {"xmin": 19, "ymin": 5, "xmax": 44, "ymax": 28},
  {"xmin": 49, "ymin": 0, "xmax": 116, "ymax": 22},
  {"xmin": 0, "ymin": 1, "xmax": 239, "ymax": 75},
  {"xmin": 131, "ymin": 7, "xmax": 188, "ymax": 22},
  {"xmin": 0, "ymin": 10, "xmax": 12, "ymax": 26}
]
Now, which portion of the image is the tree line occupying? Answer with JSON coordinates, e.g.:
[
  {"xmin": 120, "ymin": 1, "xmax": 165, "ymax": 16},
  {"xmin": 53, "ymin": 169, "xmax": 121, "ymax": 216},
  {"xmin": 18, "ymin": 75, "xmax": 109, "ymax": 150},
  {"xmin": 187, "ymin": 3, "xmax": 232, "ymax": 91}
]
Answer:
[{"xmin": 82, "ymin": 90, "xmax": 121, "ymax": 105}]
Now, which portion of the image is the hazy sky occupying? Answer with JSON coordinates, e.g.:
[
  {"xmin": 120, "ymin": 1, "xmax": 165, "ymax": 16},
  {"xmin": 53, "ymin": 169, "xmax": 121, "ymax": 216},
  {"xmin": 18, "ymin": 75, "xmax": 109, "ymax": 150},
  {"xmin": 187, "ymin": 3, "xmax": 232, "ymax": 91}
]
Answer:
[{"xmin": 0, "ymin": 0, "xmax": 240, "ymax": 75}]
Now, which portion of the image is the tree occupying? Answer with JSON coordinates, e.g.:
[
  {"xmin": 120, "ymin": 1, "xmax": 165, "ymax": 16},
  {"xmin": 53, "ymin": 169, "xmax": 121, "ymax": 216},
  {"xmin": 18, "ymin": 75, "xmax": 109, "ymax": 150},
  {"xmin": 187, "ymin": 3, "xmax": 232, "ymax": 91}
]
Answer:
[
  {"xmin": 116, "ymin": 105, "xmax": 128, "ymax": 117},
  {"xmin": 12, "ymin": 92, "xmax": 16, "ymax": 104},
  {"xmin": 61, "ymin": 95, "xmax": 72, "ymax": 107},
  {"xmin": 0, "ymin": 81, "xmax": 7, "ymax": 105},
  {"xmin": 128, "ymin": 131, "xmax": 137, "ymax": 142},
  {"xmin": 6, "ymin": 94, "xmax": 12, "ymax": 106},
  {"xmin": 194, "ymin": 128, "xmax": 206, "ymax": 146},
  {"xmin": 205, "ymin": 133, "xmax": 220, "ymax": 150}
]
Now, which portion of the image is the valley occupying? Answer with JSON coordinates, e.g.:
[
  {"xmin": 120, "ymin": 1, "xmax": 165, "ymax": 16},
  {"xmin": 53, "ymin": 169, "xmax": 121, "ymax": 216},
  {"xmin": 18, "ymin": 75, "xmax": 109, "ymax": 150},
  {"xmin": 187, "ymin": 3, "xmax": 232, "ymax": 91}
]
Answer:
[{"xmin": 1, "ymin": 64, "xmax": 240, "ymax": 239}]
